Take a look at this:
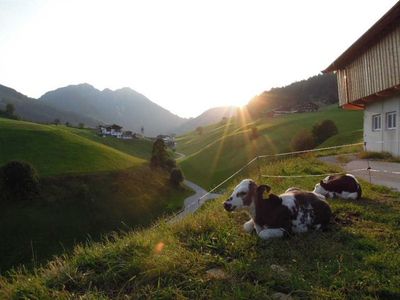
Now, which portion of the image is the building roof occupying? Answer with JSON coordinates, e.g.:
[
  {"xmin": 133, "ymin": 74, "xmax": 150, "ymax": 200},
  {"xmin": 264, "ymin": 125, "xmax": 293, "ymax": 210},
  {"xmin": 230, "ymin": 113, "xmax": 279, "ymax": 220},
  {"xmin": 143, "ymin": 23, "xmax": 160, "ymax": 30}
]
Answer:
[{"xmin": 323, "ymin": 2, "xmax": 400, "ymax": 73}]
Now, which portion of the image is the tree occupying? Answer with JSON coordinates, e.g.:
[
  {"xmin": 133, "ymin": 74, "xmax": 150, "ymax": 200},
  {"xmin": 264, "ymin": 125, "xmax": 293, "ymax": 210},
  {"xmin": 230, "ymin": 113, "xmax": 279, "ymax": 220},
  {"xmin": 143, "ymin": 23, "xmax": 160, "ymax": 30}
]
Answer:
[
  {"xmin": 291, "ymin": 129, "xmax": 315, "ymax": 151},
  {"xmin": 170, "ymin": 168, "xmax": 184, "ymax": 187},
  {"xmin": 141, "ymin": 126, "xmax": 144, "ymax": 135},
  {"xmin": 312, "ymin": 119, "xmax": 338, "ymax": 144},
  {"xmin": 196, "ymin": 126, "xmax": 203, "ymax": 135},
  {"xmin": 65, "ymin": 122, "xmax": 70, "ymax": 127},
  {"xmin": 79, "ymin": 123, "xmax": 85, "ymax": 129},
  {"xmin": 0, "ymin": 161, "xmax": 39, "ymax": 201},
  {"xmin": 250, "ymin": 126, "xmax": 259, "ymax": 139},
  {"xmin": 54, "ymin": 118, "xmax": 60, "ymax": 125},
  {"xmin": 150, "ymin": 138, "xmax": 169, "ymax": 169},
  {"xmin": 5, "ymin": 103, "xmax": 15, "ymax": 116}
]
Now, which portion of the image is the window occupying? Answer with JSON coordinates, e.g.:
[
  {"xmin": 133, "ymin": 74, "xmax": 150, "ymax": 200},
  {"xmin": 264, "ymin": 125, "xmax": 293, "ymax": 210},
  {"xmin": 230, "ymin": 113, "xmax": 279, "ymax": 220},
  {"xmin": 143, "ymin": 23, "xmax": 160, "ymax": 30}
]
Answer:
[
  {"xmin": 372, "ymin": 114, "xmax": 381, "ymax": 131},
  {"xmin": 386, "ymin": 111, "xmax": 397, "ymax": 129}
]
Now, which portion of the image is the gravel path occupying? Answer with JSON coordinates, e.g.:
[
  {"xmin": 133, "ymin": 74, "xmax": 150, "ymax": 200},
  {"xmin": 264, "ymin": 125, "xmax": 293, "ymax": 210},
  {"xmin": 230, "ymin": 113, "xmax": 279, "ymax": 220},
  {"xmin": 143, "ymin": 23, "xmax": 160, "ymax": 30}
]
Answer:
[{"xmin": 319, "ymin": 155, "xmax": 400, "ymax": 191}]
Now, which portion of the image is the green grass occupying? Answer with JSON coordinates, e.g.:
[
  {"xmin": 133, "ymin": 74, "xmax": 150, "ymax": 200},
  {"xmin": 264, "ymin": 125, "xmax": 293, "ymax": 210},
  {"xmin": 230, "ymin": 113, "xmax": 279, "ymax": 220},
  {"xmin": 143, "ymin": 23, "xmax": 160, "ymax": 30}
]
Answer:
[
  {"xmin": 66, "ymin": 127, "xmax": 153, "ymax": 160},
  {"xmin": 0, "ymin": 166, "xmax": 193, "ymax": 273},
  {"xmin": 0, "ymin": 118, "xmax": 146, "ymax": 176},
  {"xmin": 177, "ymin": 105, "xmax": 363, "ymax": 189},
  {"xmin": 1, "ymin": 156, "xmax": 399, "ymax": 299}
]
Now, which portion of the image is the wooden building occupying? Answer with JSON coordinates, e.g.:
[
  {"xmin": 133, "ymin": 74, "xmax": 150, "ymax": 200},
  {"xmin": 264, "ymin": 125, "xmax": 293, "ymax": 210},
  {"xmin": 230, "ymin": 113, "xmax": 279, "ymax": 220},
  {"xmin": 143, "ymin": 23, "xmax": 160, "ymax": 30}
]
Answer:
[{"xmin": 324, "ymin": 2, "xmax": 400, "ymax": 156}]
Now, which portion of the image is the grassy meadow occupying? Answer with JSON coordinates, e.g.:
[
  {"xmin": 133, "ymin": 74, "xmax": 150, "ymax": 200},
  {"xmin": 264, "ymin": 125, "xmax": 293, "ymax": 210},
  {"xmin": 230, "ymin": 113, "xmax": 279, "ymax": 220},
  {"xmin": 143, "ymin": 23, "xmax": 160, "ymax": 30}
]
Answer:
[
  {"xmin": 1, "ymin": 156, "xmax": 399, "ymax": 299},
  {"xmin": 0, "ymin": 118, "xmax": 146, "ymax": 177},
  {"xmin": 177, "ymin": 105, "xmax": 363, "ymax": 189},
  {"xmin": 0, "ymin": 117, "xmax": 193, "ymax": 273}
]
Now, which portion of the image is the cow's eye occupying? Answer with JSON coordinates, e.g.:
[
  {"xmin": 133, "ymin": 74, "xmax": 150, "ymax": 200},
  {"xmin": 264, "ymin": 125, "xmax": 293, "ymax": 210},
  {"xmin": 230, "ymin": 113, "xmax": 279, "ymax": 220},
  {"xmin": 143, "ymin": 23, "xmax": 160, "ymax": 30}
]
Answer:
[{"xmin": 237, "ymin": 191, "xmax": 246, "ymax": 197}]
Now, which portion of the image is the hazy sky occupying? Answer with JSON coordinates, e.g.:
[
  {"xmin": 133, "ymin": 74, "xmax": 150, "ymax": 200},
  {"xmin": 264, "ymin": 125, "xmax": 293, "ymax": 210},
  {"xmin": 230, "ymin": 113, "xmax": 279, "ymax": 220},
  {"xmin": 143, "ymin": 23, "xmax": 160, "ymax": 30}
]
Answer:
[{"xmin": 0, "ymin": 0, "xmax": 397, "ymax": 118}]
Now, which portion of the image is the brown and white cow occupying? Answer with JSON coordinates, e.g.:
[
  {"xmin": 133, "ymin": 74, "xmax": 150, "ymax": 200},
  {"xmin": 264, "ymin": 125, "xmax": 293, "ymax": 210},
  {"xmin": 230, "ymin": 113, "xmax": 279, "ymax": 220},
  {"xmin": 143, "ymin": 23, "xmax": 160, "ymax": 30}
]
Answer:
[
  {"xmin": 313, "ymin": 174, "xmax": 362, "ymax": 200},
  {"xmin": 223, "ymin": 179, "xmax": 332, "ymax": 240}
]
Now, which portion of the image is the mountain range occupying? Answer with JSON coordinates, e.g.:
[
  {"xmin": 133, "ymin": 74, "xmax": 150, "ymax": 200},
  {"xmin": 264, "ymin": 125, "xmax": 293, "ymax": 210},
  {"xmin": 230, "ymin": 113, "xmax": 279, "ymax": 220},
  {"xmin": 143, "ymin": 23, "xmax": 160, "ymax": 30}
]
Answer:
[
  {"xmin": 0, "ymin": 83, "xmax": 237, "ymax": 136},
  {"xmin": 1, "ymin": 74, "xmax": 337, "ymax": 135}
]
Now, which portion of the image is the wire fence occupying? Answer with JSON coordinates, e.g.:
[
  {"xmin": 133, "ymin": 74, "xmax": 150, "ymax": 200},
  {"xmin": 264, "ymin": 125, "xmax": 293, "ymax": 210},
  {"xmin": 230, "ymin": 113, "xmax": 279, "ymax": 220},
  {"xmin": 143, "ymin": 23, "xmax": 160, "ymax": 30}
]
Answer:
[{"xmin": 166, "ymin": 142, "xmax": 400, "ymax": 223}]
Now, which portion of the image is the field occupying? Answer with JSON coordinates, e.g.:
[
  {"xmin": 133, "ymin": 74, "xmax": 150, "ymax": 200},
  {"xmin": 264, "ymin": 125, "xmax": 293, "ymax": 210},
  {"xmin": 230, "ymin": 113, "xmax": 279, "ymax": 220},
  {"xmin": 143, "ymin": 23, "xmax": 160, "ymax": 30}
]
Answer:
[
  {"xmin": 177, "ymin": 105, "xmax": 363, "ymax": 189},
  {"xmin": 0, "ymin": 118, "xmax": 192, "ymax": 273},
  {"xmin": 0, "ymin": 118, "xmax": 147, "ymax": 176},
  {"xmin": 2, "ymin": 156, "xmax": 399, "ymax": 299}
]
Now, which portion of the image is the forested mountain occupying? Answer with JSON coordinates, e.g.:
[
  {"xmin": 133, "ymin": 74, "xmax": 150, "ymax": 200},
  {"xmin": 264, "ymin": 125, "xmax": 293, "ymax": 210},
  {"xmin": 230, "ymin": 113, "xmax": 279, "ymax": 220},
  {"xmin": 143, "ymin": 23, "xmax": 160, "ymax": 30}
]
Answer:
[{"xmin": 247, "ymin": 73, "xmax": 338, "ymax": 117}]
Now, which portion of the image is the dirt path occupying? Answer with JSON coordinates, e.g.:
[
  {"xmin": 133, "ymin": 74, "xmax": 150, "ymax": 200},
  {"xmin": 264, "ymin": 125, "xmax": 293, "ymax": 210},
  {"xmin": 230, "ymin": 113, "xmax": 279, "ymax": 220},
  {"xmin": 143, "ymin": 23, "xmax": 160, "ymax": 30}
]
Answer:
[{"xmin": 319, "ymin": 155, "xmax": 400, "ymax": 191}]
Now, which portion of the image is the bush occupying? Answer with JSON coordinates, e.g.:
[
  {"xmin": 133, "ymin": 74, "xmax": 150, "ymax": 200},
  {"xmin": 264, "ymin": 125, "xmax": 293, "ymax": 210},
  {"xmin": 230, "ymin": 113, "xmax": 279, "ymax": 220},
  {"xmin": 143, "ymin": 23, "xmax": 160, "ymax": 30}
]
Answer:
[
  {"xmin": 250, "ymin": 126, "xmax": 259, "ymax": 139},
  {"xmin": 1, "ymin": 161, "xmax": 40, "ymax": 201},
  {"xmin": 312, "ymin": 119, "xmax": 338, "ymax": 144},
  {"xmin": 291, "ymin": 129, "xmax": 315, "ymax": 151},
  {"xmin": 170, "ymin": 168, "xmax": 184, "ymax": 186}
]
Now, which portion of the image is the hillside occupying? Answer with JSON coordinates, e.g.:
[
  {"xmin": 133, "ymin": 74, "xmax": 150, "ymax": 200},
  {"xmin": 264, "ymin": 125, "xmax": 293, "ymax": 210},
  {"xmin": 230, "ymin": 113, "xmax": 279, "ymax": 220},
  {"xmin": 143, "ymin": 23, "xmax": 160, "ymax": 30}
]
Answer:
[
  {"xmin": 0, "ymin": 166, "xmax": 193, "ymax": 272},
  {"xmin": 247, "ymin": 73, "xmax": 338, "ymax": 117},
  {"xmin": 40, "ymin": 84, "xmax": 187, "ymax": 136},
  {"xmin": 177, "ymin": 105, "xmax": 363, "ymax": 189},
  {"xmin": 0, "ymin": 117, "xmax": 145, "ymax": 176},
  {"xmin": 1, "ymin": 156, "xmax": 399, "ymax": 299},
  {"xmin": 0, "ymin": 84, "xmax": 99, "ymax": 127},
  {"xmin": 175, "ymin": 106, "xmax": 238, "ymax": 134}
]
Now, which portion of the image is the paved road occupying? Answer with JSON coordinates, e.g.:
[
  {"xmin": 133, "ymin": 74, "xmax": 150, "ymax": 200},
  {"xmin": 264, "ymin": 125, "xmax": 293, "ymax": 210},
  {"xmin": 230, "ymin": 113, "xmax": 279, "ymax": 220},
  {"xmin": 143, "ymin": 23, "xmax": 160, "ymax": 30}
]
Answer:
[
  {"xmin": 320, "ymin": 155, "xmax": 400, "ymax": 191},
  {"xmin": 172, "ymin": 180, "xmax": 222, "ymax": 221}
]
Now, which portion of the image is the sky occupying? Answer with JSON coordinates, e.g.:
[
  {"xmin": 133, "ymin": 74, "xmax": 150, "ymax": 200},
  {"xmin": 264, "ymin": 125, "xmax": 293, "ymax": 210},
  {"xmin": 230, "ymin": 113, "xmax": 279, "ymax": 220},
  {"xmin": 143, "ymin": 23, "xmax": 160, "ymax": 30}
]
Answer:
[{"xmin": 0, "ymin": 0, "xmax": 398, "ymax": 118}]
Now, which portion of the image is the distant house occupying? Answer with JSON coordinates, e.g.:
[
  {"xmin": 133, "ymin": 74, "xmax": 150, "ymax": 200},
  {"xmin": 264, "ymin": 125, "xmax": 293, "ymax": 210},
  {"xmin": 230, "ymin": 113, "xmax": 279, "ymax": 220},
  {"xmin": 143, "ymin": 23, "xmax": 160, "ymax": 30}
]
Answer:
[
  {"xmin": 99, "ymin": 124, "xmax": 123, "ymax": 138},
  {"xmin": 324, "ymin": 2, "xmax": 400, "ymax": 156},
  {"xmin": 157, "ymin": 134, "xmax": 176, "ymax": 149},
  {"xmin": 122, "ymin": 131, "xmax": 134, "ymax": 140}
]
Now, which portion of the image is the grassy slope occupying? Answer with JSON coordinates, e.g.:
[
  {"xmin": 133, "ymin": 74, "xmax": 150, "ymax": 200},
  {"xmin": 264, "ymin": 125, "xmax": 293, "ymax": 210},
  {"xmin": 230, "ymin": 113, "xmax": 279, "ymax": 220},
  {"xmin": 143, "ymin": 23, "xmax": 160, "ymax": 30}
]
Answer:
[
  {"xmin": 0, "ymin": 118, "xmax": 145, "ymax": 176},
  {"xmin": 177, "ymin": 106, "xmax": 363, "ymax": 189},
  {"xmin": 66, "ymin": 127, "xmax": 153, "ymax": 160},
  {"xmin": 1, "ymin": 156, "xmax": 399, "ymax": 299},
  {"xmin": 0, "ymin": 167, "xmax": 193, "ymax": 273}
]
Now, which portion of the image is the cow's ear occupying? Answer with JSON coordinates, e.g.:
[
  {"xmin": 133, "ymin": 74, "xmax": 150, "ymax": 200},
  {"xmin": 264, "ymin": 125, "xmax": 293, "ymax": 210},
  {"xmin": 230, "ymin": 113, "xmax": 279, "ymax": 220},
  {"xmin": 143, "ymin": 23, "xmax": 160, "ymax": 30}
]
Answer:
[
  {"xmin": 257, "ymin": 184, "xmax": 271, "ymax": 195},
  {"xmin": 267, "ymin": 193, "xmax": 282, "ymax": 206}
]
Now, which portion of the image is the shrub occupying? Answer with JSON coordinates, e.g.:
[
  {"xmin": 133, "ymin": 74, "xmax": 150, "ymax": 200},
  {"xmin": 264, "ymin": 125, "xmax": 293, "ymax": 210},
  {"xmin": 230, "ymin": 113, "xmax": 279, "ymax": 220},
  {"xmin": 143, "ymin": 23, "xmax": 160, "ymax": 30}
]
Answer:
[
  {"xmin": 196, "ymin": 126, "xmax": 203, "ymax": 135},
  {"xmin": 1, "ymin": 161, "xmax": 40, "ymax": 201},
  {"xmin": 250, "ymin": 126, "xmax": 259, "ymax": 139},
  {"xmin": 312, "ymin": 119, "xmax": 338, "ymax": 144},
  {"xmin": 291, "ymin": 129, "xmax": 315, "ymax": 151},
  {"xmin": 165, "ymin": 158, "xmax": 177, "ymax": 171},
  {"xmin": 170, "ymin": 168, "xmax": 184, "ymax": 186}
]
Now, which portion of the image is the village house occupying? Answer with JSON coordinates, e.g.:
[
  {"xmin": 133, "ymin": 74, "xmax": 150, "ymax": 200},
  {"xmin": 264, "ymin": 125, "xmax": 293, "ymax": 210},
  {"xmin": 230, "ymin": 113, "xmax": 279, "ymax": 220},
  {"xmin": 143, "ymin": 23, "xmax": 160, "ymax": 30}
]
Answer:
[
  {"xmin": 324, "ymin": 2, "xmax": 400, "ymax": 156},
  {"xmin": 99, "ymin": 124, "xmax": 123, "ymax": 138}
]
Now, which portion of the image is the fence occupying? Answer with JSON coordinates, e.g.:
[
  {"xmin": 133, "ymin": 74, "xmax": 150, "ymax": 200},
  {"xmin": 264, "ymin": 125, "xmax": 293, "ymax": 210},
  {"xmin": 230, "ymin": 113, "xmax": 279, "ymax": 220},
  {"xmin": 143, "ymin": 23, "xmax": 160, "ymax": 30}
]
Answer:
[{"xmin": 166, "ymin": 141, "xmax": 400, "ymax": 223}]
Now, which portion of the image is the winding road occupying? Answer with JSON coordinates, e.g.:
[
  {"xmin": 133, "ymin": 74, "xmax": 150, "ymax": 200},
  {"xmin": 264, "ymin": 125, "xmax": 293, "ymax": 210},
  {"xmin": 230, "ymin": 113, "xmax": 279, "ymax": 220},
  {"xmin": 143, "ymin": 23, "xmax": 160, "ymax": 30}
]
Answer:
[{"xmin": 172, "ymin": 151, "xmax": 222, "ymax": 221}]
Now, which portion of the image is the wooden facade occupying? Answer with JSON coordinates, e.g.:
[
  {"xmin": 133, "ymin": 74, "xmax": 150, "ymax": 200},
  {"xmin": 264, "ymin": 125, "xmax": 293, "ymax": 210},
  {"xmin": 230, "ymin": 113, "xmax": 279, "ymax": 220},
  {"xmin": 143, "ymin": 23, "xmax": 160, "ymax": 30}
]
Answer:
[{"xmin": 324, "ymin": 2, "xmax": 400, "ymax": 107}]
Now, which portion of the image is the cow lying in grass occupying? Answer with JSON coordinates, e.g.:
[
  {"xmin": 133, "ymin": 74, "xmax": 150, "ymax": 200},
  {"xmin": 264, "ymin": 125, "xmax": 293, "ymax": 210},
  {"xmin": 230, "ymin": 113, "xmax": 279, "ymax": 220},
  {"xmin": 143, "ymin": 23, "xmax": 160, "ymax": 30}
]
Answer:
[
  {"xmin": 313, "ymin": 174, "xmax": 362, "ymax": 200},
  {"xmin": 223, "ymin": 179, "xmax": 332, "ymax": 240}
]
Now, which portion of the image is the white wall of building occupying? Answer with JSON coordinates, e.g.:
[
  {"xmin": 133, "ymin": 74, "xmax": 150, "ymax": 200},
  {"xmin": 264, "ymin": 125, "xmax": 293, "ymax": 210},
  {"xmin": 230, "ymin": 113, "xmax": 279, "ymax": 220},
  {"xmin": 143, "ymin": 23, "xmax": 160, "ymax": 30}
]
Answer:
[{"xmin": 364, "ymin": 95, "xmax": 400, "ymax": 156}]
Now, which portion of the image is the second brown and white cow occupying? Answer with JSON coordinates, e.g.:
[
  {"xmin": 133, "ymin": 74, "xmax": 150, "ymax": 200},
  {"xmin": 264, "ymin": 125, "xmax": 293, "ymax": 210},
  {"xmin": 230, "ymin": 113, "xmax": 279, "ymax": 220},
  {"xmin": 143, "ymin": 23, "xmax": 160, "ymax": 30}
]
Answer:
[
  {"xmin": 313, "ymin": 174, "xmax": 362, "ymax": 200},
  {"xmin": 223, "ymin": 179, "xmax": 332, "ymax": 240}
]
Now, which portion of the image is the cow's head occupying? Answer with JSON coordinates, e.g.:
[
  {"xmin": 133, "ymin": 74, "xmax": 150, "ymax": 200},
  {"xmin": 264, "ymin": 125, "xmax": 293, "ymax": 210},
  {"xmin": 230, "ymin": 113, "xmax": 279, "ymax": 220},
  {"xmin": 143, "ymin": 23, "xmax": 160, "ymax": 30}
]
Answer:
[
  {"xmin": 223, "ymin": 179, "xmax": 271, "ymax": 212},
  {"xmin": 313, "ymin": 180, "xmax": 328, "ymax": 196}
]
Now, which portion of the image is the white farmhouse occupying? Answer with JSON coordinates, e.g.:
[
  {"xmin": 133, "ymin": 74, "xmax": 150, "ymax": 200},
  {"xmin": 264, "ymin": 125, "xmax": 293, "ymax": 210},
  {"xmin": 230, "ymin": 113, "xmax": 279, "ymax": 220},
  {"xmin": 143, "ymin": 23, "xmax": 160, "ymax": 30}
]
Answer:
[
  {"xmin": 324, "ymin": 2, "xmax": 400, "ymax": 156},
  {"xmin": 99, "ymin": 124, "xmax": 123, "ymax": 138}
]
